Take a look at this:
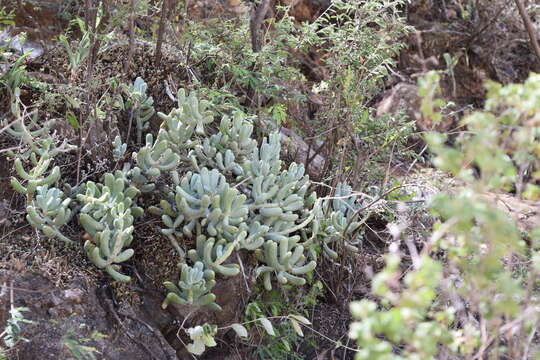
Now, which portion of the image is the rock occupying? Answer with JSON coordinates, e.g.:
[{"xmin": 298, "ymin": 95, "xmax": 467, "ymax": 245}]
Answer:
[
  {"xmin": 64, "ymin": 288, "xmax": 84, "ymax": 304},
  {"xmin": 278, "ymin": 0, "xmax": 330, "ymax": 22},
  {"xmin": 279, "ymin": 126, "xmax": 326, "ymax": 180},
  {"xmin": 0, "ymin": 270, "xmax": 177, "ymax": 360},
  {"xmin": 164, "ymin": 274, "xmax": 247, "ymax": 359},
  {"xmin": 479, "ymin": 192, "xmax": 540, "ymax": 233},
  {"xmin": 0, "ymin": 1, "xmax": 69, "ymax": 60},
  {"xmin": 376, "ymin": 82, "xmax": 454, "ymax": 133},
  {"xmin": 376, "ymin": 83, "xmax": 421, "ymax": 122},
  {"xmin": 0, "ymin": 30, "xmax": 45, "ymax": 59},
  {"xmin": 0, "ymin": 200, "xmax": 11, "ymax": 228}
]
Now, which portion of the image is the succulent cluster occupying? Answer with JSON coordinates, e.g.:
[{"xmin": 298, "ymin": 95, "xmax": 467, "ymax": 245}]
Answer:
[
  {"xmin": 122, "ymin": 77, "xmax": 155, "ymax": 144},
  {"xmin": 160, "ymin": 169, "xmax": 248, "ymax": 236},
  {"xmin": 162, "ymin": 262, "xmax": 221, "ymax": 310},
  {"xmin": 315, "ymin": 182, "xmax": 365, "ymax": 259},
  {"xmin": 11, "ymin": 153, "xmax": 61, "ymax": 200},
  {"xmin": 255, "ymin": 238, "xmax": 316, "ymax": 290},
  {"xmin": 135, "ymin": 133, "xmax": 180, "ymax": 180},
  {"xmin": 188, "ymin": 235, "xmax": 240, "ymax": 277},
  {"xmin": 3, "ymin": 106, "xmax": 75, "ymax": 160},
  {"xmin": 7, "ymin": 113, "xmax": 75, "ymax": 200},
  {"xmin": 77, "ymin": 172, "xmax": 143, "ymax": 281},
  {"xmin": 4, "ymin": 102, "xmax": 76, "ymax": 245},
  {"xmin": 152, "ymin": 89, "xmax": 325, "ymax": 303},
  {"xmin": 190, "ymin": 113, "xmax": 257, "ymax": 175},
  {"xmin": 7, "ymin": 84, "xmax": 365, "ymax": 310},
  {"xmin": 156, "ymin": 88, "xmax": 213, "ymax": 156},
  {"xmin": 26, "ymin": 185, "xmax": 73, "ymax": 244}
]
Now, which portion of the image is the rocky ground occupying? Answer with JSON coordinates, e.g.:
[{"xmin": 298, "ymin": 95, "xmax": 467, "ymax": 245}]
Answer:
[{"xmin": 0, "ymin": 0, "xmax": 539, "ymax": 359}]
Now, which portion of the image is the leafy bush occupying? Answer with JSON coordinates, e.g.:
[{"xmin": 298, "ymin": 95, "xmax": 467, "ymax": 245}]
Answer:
[
  {"xmin": 349, "ymin": 72, "xmax": 540, "ymax": 359},
  {"xmin": 182, "ymin": 14, "xmax": 305, "ymax": 106}
]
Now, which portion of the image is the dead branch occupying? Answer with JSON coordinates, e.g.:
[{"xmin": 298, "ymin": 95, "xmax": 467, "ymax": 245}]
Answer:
[
  {"xmin": 515, "ymin": 0, "xmax": 540, "ymax": 67},
  {"xmin": 155, "ymin": 0, "xmax": 170, "ymax": 66},
  {"xmin": 78, "ymin": 0, "xmax": 100, "ymax": 184},
  {"xmin": 124, "ymin": 0, "xmax": 136, "ymax": 74},
  {"xmin": 249, "ymin": 0, "xmax": 271, "ymax": 52}
]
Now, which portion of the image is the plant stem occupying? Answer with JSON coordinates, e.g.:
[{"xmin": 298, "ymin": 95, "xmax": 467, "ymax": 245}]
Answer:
[
  {"xmin": 515, "ymin": 0, "xmax": 540, "ymax": 67},
  {"xmin": 155, "ymin": 0, "xmax": 169, "ymax": 66}
]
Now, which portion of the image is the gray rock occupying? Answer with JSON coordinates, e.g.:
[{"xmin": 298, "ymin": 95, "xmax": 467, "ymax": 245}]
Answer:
[{"xmin": 0, "ymin": 270, "xmax": 177, "ymax": 360}]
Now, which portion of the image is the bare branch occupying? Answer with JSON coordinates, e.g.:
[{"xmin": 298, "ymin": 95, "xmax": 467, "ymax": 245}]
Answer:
[
  {"xmin": 515, "ymin": 0, "xmax": 540, "ymax": 67},
  {"xmin": 249, "ymin": 0, "xmax": 271, "ymax": 52},
  {"xmin": 155, "ymin": 0, "xmax": 170, "ymax": 66},
  {"xmin": 124, "ymin": 0, "xmax": 137, "ymax": 74}
]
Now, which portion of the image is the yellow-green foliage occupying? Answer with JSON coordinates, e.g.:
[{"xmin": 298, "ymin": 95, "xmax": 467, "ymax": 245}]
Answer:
[{"xmin": 349, "ymin": 72, "xmax": 540, "ymax": 359}]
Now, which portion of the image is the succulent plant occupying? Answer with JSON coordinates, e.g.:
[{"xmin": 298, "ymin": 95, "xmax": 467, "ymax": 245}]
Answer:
[
  {"xmin": 6, "ymin": 112, "xmax": 75, "ymax": 202},
  {"xmin": 76, "ymin": 172, "xmax": 143, "ymax": 282},
  {"xmin": 190, "ymin": 139, "xmax": 241, "ymax": 175},
  {"xmin": 156, "ymin": 88, "xmax": 213, "ymax": 158},
  {"xmin": 325, "ymin": 182, "xmax": 364, "ymax": 254},
  {"xmin": 249, "ymin": 164, "xmax": 307, "ymax": 214},
  {"xmin": 155, "ymin": 168, "xmax": 248, "ymax": 239},
  {"xmin": 155, "ymin": 114, "xmax": 196, "ymax": 155},
  {"xmin": 5, "ymin": 108, "xmax": 79, "ymax": 249},
  {"xmin": 83, "ymin": 202, "xmax": 135, "ymax": 282},
  {"xmin": 2, "ymin": 113, "xmax": 75, "ymax": 159},
  {"xmin": 162, "ymin": 262, "xmax": 221, "ymax": 311},
  {"xmin": 3, "ymin": 114, "xmax": 51, "ymax": 155},
  {"xmin": 236, "ymin": 221, "xmax": 269, "ymax": 251},
  {"xmin": 11, "ymin": 86, "xmax": 330, "ymax": 295},
  {"xmin": 303, "ymin": 182, "xmax": 365, "ymax": 259},
  {"xmin": 241, "ymin": 142, "xmax": 318, "ymax": 246},
  {"xmin": 10, "ymin": 87, "xmax": 329, "ymax": 296},
  {"xmin": 255, "ymin": 238, "xmax": 317, "ymax": 290},
  {"xmin": 240, "ymin": 131, "xmax": 282, "ymax": 178},
  {"xmin": 127, "ymin": 166, "xmax": 155, "ymax": 193},
  {"xmin": 134, "ymin": 133, "xmax": 180, "ymax": 178},
  {"xmin": 190, "ymin": 113, "xmax": 257, "ymax": 176},
  {"xmin": 154, "ymin": 94, "xmax": 322, "ymax": 292},
  {"xmin": 11, "ymin": 154, "xmax": 61, "ymax": 200},
  {"xmin": 187, "ymin": 235, "xmax": 240, "ymax": 277},
  {"xmin": 111, "ymin": 135, "xmax": 127, "ymax": 161},
  {"xmin": 26, "ymin": 185, "xmax": 73, "ymax": 244},
  {"xmin": 77, "ymin": 172, "xmax": 143, "ymax": 237},
  {"xmin": 123, "ymin": 77, "xmax": 155, "ymax": 144},
  {"xmin": 175, "ymin": 89, "xmax": 214, "ymax": 136}
]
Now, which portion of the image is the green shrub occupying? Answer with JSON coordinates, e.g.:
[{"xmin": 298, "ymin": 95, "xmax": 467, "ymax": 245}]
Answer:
[{"xmin": 348, "ymin": 72, "xmax": 540, "ymax": 359}]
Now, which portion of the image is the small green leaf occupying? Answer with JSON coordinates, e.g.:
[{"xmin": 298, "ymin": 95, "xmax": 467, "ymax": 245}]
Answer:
[
  {"xmin": 230, "ymin": 323, "xmax": 248, "ymax": 338},
  {"xmin": 289, "ymin": 318, "xmax": 303, "ymax": 337},
  {"xmin": 289, "ymin": 314, "xmax": 311, "ymax": 325},
  {"xmin": 258, "ymin": 317, "xmax": 275, "ymax": 336},
  {"xmin": 186, "ymin": 340, "xmax": 206, "ymax": 355},
  {"xmin": 282, "ymin": 339, "xmax": 291, "ymax": 351},
  {"xmin": 66, "ymin": 111, "xmax": 79, "ymax": 130}
]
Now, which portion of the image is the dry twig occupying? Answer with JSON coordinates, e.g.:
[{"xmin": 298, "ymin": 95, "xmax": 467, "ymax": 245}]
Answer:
[
  {"xmin": 515, "ymin": 0, "xmax": 540, "ymax": 67},
  {"xmin": 155, "ymin": 0, "xmax": 170, "ymax": 66},
  {"xmin": 124, "ymin": 0, "xmax": 136, "ymax": 74},
  {"xmin": 249, "ymin": 0, "xmax": 271, "ymax": 52}
]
